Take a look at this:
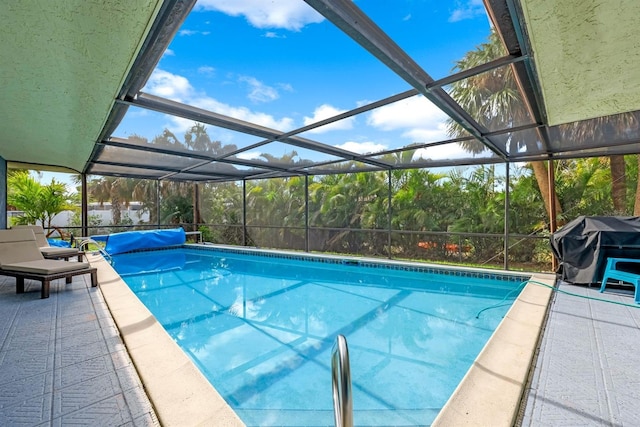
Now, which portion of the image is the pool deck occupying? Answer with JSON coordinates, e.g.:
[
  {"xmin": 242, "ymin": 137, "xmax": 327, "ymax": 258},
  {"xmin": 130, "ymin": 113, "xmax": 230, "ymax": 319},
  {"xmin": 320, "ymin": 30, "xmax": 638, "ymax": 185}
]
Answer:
[
  {"xmin": 0, "ymin": 272, "xmax": 158, "ymax": 426},
  {"xmin": 1, "ymin": 254, "xmax": 639, "ymax": 426},
  {"xmin": 520, "ymin": 281, "xmax": 640, "ymax": 426}
]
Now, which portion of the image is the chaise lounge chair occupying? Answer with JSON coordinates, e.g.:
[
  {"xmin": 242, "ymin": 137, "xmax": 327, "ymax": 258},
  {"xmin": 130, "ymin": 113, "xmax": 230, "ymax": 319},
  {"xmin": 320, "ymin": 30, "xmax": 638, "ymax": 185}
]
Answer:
[
  {"xmin": 0, "ymin": 229, "xmax": 97, "ymax": 299},
  {"xmin": 14, "ymin": 225, "xmax": 83, "ymax": 261},
  {"xmin": 599, "ymin": 257, "xmax": 640, "ymax": 304}
]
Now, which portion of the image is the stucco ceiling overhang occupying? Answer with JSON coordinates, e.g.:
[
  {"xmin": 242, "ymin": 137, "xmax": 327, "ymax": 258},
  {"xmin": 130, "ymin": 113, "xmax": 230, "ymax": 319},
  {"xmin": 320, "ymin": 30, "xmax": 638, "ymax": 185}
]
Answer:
[
  {"xmin": 518, "ymin": 0, "xmax": 640, "ymax": 126},
  {"xmin": 0, "ymin": 0, "xmax": 165, "ymax": 173}
]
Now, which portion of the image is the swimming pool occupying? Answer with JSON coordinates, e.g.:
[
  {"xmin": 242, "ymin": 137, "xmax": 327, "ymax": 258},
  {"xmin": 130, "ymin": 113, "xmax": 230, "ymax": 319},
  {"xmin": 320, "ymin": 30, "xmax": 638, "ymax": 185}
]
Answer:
[{"xmin": 111, "ymin": 247, "xmax": 528, "ymax": 426}]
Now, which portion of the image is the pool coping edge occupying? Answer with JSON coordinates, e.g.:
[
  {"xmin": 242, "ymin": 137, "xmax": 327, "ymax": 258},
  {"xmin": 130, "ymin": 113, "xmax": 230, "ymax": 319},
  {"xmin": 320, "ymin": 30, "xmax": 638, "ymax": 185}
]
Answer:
[
  {"xmin": 89, "ymin": 252, "xmax": 245, "ymax": 427},
  {"xmin": 432, "ymin": 272, "xmax": 555, "ymax": 427}
]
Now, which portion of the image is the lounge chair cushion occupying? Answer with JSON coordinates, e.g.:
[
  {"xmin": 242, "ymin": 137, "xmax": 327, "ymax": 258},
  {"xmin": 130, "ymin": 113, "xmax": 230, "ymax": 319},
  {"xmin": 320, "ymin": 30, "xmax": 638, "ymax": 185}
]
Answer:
[
  {"xmin": 13, "ymin": 225, "xmax": 52, "ymax": 246},
  {"xmin": 14, "ymin": 225, "xmax": 80, "ymax": 258},
  {"xmin": 40, "ymin": 246, "xmax": 79, "ymax": 257},
  {"xmin": 0, "ymin": 229, "xmax": 45, "ymax": 264},
  {"xmin": 2, "ymin": 259, "xmax": 91, "ymax": 275},
  {"xmin": 0, "ymin": 228, "xmax": 38, "ymax": 244}
]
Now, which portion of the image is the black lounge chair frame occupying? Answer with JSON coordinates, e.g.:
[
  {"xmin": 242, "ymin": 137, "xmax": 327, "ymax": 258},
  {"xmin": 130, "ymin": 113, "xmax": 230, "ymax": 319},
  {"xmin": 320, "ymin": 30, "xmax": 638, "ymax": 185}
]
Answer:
[{"xmin": 0, "ymin": 267, "xmax": 98, "ymax": 299}]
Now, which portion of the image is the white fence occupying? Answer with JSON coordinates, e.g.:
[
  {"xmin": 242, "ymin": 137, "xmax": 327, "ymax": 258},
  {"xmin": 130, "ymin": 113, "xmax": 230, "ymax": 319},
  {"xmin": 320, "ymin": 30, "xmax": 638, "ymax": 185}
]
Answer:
[{"xmin": 7, "ymin": 204, "xmax": 150, "ymax": 228}]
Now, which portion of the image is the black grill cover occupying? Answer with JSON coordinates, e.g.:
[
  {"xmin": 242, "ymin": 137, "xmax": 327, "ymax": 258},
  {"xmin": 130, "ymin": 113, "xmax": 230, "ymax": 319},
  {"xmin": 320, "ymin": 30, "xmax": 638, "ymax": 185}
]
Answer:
[{"xmin": 550, "ymin": 216, "xmax": 640, "ymax": 284}]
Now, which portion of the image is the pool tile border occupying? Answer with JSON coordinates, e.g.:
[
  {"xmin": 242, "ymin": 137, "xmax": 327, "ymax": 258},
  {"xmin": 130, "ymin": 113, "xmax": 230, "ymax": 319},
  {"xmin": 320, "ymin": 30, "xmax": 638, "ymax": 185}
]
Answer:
[{"xmin": 126, "ymin": 243, "xmax": 531, "ymax": 284}]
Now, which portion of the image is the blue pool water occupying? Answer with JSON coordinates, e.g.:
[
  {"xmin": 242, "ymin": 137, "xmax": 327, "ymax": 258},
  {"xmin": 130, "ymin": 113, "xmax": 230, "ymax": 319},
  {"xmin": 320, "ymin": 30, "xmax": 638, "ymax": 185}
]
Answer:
[{"xmin": 111, "ymin": 247, "xmax": 526, "ymax": 426}]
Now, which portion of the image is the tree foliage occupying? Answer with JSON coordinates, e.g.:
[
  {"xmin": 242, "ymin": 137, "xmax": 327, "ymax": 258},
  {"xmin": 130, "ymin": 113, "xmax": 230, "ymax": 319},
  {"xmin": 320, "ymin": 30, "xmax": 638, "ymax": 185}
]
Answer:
[
  {"xmin": 8, "ymin": 171, "xmax": 74, "ymax": 232},
  {"xmin": 63, "ymin": 117, "xmax": 640, "ymax": 270}
]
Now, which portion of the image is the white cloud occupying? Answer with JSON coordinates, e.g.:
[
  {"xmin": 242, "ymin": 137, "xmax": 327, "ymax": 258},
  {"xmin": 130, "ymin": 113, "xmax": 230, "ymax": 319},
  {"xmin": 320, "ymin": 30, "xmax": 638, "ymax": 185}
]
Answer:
[
  {"xmin": 198, "ymin": 66, "xmax": 216, "ymax": 76},
  {"xmin": 264, "ymin": 31, "xmax": 286, "ymax": 39},
  {"xmin": 367, "ymin": 96, "xmax": 449, "ymax": 143},
  {"xmin": 165, "ymin": 116, "xmax": 202, "ymax": 136},
  {"xmin": 128, "ymin": 108, "xmax": 149, "ymax": 118},
  {"xmin": 179, "ymin": 29, "xmax": 211, "ymax": 36},
  {"xmin": 235, "ymin": 151, "xmax": 263, "ymax": 160},
  {"xmin": 196, "ymin": 0, "xmax": 324, "ymax": 31},
  {"xmin": 278, "ymin": 83, "xmax": 294, "ymax": 92},
  {"xmin": 303, "ymin": 104, "xmax": 355, "ymax": 133},
  {"xmin": 192, "ymin": 97, "xmax": 294, "ymax": 131},
  {"xmin": 402, "ymin": 122, "xmax": 449, "ymax": 142},
  {"xmin": 449, "ymin": 0, "xmax": 486, "ymax": 22},
  {"xmin": 413, "ymin": 144, "xmax": 472, "ymax": 161},
  {"xmin": 239, "ymin": 76, "xmax": 279, "ymax": 103},
  {"xmin": 335, "ymin": 141, "xmax": 387, "ymax": 155},
  {"xmin": 144, "ymin": 69, "xmax": 194, "ymax": 102},
  {"xmin": 143, "ymin": 69, "xmax": 294, "ymax": 134},
  {"xmin": 163, "ymin": 48, "xmax": 175, "ymax": 57}
]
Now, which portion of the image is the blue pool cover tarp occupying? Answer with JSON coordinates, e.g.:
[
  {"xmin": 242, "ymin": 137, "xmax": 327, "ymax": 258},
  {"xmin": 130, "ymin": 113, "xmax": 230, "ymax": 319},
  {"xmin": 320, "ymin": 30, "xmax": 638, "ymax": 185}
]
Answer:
[
  {"xmin": 47, "ymin": 239, "xmax": 71, "ymax": 247},
  {"xmin": 111, "ymin": 250, "xmax": 187, "ymax": 275},
  {"xmin": 105, "ymin": 228, "xmax": 186, "ymax": 255}
]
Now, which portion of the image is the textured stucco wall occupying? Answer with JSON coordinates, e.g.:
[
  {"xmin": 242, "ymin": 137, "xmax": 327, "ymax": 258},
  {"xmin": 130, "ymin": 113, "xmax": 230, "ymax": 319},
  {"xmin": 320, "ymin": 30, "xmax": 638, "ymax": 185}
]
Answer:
[
  {"xmin": 520, "ymin": 0, "xmax": 640, "ymax": 125},
  {"xmin": 0, "ymin": 1, "xmax": 162, "ymax": 171}
]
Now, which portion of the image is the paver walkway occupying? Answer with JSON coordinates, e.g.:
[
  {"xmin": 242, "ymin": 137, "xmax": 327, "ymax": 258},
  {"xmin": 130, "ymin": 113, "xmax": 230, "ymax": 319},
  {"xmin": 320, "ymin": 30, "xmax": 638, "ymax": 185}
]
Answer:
[
  {"xmin": 521, "ymin": 281, "xmax": 640, "ymax": 426},
  {"xmin": 0, "ymin": 275, "xmax": 158, "ymax": 426}
]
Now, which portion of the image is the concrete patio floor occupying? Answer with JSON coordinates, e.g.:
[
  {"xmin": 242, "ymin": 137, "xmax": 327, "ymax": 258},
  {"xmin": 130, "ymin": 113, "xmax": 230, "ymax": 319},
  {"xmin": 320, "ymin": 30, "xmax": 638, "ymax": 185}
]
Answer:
[
  {"xmin": 1, "ymin": 271, "xmax": 639, "ymax": 426},
  {"xmin": 0, "ymin": 274, "xmax": 158, "ymax": 426},
  {"xmin": 520, "ymin": 281, "xmax": 640, "ymax": 426}
]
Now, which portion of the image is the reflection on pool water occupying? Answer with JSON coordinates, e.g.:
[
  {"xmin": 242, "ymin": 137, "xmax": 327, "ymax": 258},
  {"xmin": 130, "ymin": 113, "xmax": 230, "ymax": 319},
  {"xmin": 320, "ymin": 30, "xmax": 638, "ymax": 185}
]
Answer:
[{"xmin": 111, "ymin": 247, "xmax": 526, "ymax": 426}]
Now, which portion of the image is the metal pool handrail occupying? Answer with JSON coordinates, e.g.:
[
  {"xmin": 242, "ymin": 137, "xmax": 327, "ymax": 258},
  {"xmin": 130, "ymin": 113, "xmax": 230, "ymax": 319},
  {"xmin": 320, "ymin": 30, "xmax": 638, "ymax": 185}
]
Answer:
[
  {"xmin": 331, "ymin": 334, "xmax": 353, "ymax": 427},
  {"xmin": 77, "ymin": 238, "xmax": 113, "ymax": 263}
]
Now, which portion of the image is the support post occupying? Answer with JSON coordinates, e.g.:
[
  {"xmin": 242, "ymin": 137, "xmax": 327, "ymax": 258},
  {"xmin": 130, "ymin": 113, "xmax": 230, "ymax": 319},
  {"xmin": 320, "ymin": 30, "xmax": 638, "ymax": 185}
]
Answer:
[
  {"xmin": 305, "ymin": 175, "xmax": 309, "ymax": 253},
  {"xmin": 156, "ymin": 180, "xmax": 161, "ymax": 228},
  {"xmin": 387, "ymin": 170, "xmax": 392, "ymax": 259},
  {"xmin": 242, "ymin": 180, "xmax": 247, "ymax": 246},
  {"xmin": 504, "ymin": 162, "xmax": 510, "ymax": 270},
  {"xmin": 193, "ymin": 182, "xmax": 201, "ymax": 231},
  {"xmin": 82, "ymin": 173, "xmax": 88, "ymax": 237},
  {"xmin": 548, "ymin": 159, "xmax": 558, "ymax": 272},
  {"xmin": 0, "ymin": 157, "xmax": 6, "ymax": 230}
]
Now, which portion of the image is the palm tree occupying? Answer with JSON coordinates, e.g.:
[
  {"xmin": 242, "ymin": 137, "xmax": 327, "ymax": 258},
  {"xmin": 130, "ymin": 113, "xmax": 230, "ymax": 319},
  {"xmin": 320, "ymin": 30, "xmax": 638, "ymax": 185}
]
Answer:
[
  {"xmin": 158, "ymin": 180, "xmax": 194, "ymax": 225},
  {"xmin": 184, "ymin": 123, "xmax": 223, "ymax": 154},
  {"xmin": 8, "ymin": 171, "xmax": 73, "ymax": 231},
  {"xmin": 556, "ymin": 112, "xmax": 640, "ymax": 214},
  {"xmin": 132, "ymin": 178, "xmax": 160, "ymax": 224},
  {"xmin": 245, "ymin": 174, "xmax": 305, "ymax": 248},
  {"xmin": 554, "ymin": 158, "xmax": 613, "ymax": 216},
  {"xmin": 447, "ymin": 29, "xmax": 561, "ymax": 224},
  {"xmin": 184, "ymin": 124, "xmax": 220, "ymax": 227},
  {"xmin": 308, "ymin": 171, "xmax": 388, "ymax": 253},
  {"xmin": 88, "ymin": 176, "xmax": 136, "ymax": 225},
  {"xmin": 88, "ymin": 177, "xmax": 112, "ymax": 212}
]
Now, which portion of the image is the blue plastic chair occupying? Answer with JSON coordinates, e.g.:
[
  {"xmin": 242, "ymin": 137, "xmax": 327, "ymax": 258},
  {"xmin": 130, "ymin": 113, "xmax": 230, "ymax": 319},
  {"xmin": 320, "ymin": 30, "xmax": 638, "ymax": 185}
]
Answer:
[{"xmin": 600, "ymin": 257, "xmax": 640, "ymax": 304}]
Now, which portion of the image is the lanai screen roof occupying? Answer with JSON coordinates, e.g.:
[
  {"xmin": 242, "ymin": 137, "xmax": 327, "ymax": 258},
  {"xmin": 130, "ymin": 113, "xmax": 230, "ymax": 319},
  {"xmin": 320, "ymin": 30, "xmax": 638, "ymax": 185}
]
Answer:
[{"xmin": 2, "ymin": 0, "xmax": 640, "ymax": 182}]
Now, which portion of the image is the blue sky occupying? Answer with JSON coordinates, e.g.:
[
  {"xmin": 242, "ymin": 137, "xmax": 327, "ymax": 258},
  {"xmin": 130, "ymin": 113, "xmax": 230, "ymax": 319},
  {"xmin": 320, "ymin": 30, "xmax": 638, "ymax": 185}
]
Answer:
[{"xmin": 115, "ymin": 0, "xmax": 493, "ymax": 163}]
